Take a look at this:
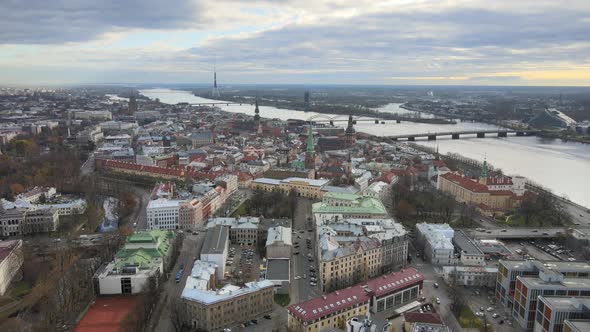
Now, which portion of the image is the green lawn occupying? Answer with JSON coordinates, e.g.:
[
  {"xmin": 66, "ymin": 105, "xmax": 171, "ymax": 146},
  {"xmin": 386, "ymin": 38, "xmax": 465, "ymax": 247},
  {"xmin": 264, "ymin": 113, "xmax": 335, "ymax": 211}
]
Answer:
[
  {"xmin": 456, "ymin": 305, "xmax": 481, "ymax": 329},
  {"xmin": 274, "ymin": 294, "xmax": 291, "ymax": 307},
  {"xmin": 230, "ymin": 200, "xmax": 250, "ymax": 217},
  {"xmin": 9, "ymin": 281, "xmax": 31, "ymax": 298}
]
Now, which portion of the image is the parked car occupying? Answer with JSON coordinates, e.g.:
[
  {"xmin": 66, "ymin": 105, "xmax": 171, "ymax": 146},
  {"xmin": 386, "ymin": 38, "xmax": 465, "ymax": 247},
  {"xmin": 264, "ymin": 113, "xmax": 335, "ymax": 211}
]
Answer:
[
  {"xmin": 436, "ymin": 298, "xmax": 441, "ymax": 304},
  {"xmin": 492, "ymin": 313, "xmax": 500, "ymax": 318},
  {"xmin": 487, "ymin": 307, "xmax": 494, "ymax": 312},
  {"xmin": 433, "ymin": 282, "xmax": 439, "ymax": 288}
]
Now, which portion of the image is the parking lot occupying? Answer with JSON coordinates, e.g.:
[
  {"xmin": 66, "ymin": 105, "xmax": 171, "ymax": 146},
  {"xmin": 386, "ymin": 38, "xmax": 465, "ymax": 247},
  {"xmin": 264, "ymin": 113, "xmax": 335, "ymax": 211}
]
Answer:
[
  {"xmin": 503, "ymin": 239, "xmax": 583, "ymax": 262},
  {"xmin": 225, "ymin": 244, "xmax": 263, "ymax": 283}
]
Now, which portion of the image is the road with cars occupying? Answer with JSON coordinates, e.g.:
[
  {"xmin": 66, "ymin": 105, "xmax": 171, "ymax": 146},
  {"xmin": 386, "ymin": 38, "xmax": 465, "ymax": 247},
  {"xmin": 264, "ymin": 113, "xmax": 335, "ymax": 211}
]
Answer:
[{"xmin": 290, "ymin": 197, "xmax": 321, "ymax": 304}]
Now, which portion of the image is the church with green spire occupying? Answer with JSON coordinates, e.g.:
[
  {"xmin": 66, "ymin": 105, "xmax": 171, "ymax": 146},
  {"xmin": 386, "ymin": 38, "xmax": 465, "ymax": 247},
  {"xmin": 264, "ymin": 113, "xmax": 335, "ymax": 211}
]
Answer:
[{"xmin": 305, "ymin": 122, "xmax": 316, "ymax": 169}]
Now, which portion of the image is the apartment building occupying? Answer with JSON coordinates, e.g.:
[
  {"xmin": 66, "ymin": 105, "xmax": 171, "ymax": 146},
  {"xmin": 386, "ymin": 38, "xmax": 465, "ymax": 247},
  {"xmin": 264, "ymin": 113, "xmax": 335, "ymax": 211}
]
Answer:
[
  {"xmin": 0, "ymin": 207, "xmax": 59, "ymax": 236},
  {"xmin": 512, "ymin": 274, "xmax": 590, "ymax": 330},
  {"xmin": 312, "ymin": 193, "xmax": 388, "ymax": 225},
  {"xmin": 179, "ymin": 199, "xmax": 203, "ymax": 230},
  {"xmin": 147, "ymin": 198, "xmax": 182, "ymax": 230},
  {"xmin": 318, "ymin": 218, "xmax": 408, "ymax": 292},
  {"xmin": 207, "ymin": 217, "xmax": 261, "ymax": 246},
  {"xmin": 415, "ymin": 223, "xmax": 455, "ymax": 266},
  {"xmin": 453, "ymin": 230, "xmax": 485, "ymax": 266},
  {"xmin": 534, "ymin": 296, "xmax": 590, "ymax": 332},
  {"xmin": 182, "ymin": 259, "xmax": 274, "ymax": 332},
  {"xmin": 442, "ymin": 265, "xmax": 498, "ymax": 288},
  {"xmin": 251, "ymin": 177, "xmax": 329, "ymax": 199},
  {"xmin": 496, "ymin": 260, "xmax": 590, "ymax": 309},
  {"xmin": 200, "ymin": 225, "xmax": 229, "ymax": 280},
  {"xmin": 288, "ymin": 268, "xmax": 424, "ymax": 332}
]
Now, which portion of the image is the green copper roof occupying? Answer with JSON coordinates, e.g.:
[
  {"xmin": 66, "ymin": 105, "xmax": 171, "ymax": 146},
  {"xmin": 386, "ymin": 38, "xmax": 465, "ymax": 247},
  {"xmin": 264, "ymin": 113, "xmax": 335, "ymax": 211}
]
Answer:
[
  {"xmin": 116, "ymin": 230, "xmax": 175, "ymax": 261},
  {"xmin": 115, "ymin": 249, "xmax": 154, "ymax": 269},
  {"xmin": 312, "ymin": 196, "xmax": 388, "ymax": 215},
  {"xmin": 481, "ymin": 158, "xmax": 488, "ymax": 178},
  {"xmin": 306, "ymin": 123, "xmax": 314, "ymax": 153},
  {"xmin": 128, "ymin": 233, "xmax": 155, "ymax": 243},
  {"xmin": 323, "ymin": 192, "xmax": 360, "ymax": 201}
]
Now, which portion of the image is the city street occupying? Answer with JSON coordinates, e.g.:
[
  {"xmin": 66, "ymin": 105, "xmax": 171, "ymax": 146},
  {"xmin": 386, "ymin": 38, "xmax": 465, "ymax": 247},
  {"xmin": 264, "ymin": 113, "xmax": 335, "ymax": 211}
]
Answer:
[
  {"xmin": 290, "ymin": 197, "xmax": 321, "ymax": 305},
  {"xmin": 150, "ymin": 231, "xmax": 205, "ymax": 332}
]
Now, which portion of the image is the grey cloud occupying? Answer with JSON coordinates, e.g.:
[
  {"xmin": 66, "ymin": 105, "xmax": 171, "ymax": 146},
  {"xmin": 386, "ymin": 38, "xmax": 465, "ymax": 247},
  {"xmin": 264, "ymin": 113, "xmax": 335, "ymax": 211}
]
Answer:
[
  {"xmin": 183, "ymin": 4, "xmax": 590, "ymax": 81},
  {"xmin": 0, "ymin": 0, "xmax": 200, "ymax": 44}
]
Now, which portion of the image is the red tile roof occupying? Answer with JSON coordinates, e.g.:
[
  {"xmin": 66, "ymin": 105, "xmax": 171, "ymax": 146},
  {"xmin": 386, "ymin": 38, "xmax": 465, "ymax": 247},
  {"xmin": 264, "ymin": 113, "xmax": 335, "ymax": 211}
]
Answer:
[
  {"xmin": 432, "ymin": 160, "xmax": 446, "ymax": 168},
  {"xmin": 440, "ymin": 172, "xmax": 488, "ymax": 192},
  {"xmin": 365, "ymin": 268, "xmax": 425, "ymax": 298},
  {"xmin": 288, "ymin": 268, "xmax": 423, "ymax": 323}
]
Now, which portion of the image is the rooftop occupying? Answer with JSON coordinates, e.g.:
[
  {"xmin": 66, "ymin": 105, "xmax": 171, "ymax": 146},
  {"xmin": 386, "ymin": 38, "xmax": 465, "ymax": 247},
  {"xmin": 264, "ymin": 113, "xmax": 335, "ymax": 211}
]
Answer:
[
  {"xmin": 288, "ymin": 268, "xmax": 423, "ymax": 323},
  {"xmin": 538, "ymin": 296, "xmax": 590, "ymax": 312},
  {"xmin": 266, "ymin": 258, "xmax": 290, "ymax": 281},
  {"xmin": 565, "ymin": 320, "xmax": 590, "ymax": 332},
  {"xmin": 453, "ymin": 230, "xmax": 484, "ymax": 256},
  {"xmin": 266, "ymin": 226, "xmax": 292, "ymax": 247},
  {"xmin": 519, "ymin": 276, "xmax": 590, "ymax": 290},
  {"xmin": 201, "ymin": 225, "xmax": 229, "ymax": 255},
  {"xmin": 313, "ymin": 196, "xmax": 387, "ymax": 215},
  {"xmin": 0, "ymin": 240, "xmax": 21, "ymax": 262},
  {"xmin": 182, "ymin": 274, "xmax": 273, "ymax": 305}
]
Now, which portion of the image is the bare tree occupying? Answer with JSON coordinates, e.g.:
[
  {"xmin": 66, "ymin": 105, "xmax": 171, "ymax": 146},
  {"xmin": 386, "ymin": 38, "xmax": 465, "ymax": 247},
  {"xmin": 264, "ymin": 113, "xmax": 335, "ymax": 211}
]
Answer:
[{"xmin": 170, "ymin": 298, "xmax": 186, "ymax": 332}]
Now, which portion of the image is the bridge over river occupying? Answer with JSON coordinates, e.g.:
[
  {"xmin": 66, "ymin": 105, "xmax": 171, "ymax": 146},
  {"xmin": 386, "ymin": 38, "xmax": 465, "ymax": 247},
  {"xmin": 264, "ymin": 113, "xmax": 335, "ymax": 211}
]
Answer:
[{"xmin": 386, "ymin": 129, "xmax": 537, "ymax": 141}]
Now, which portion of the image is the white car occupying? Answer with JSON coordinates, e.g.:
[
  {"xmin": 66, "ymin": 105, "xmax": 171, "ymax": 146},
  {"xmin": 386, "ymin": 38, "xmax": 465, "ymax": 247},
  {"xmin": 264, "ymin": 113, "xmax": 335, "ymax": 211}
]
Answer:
[
  {"xmin": 436, "ymin": 298, "xmax": 441, "ymax": 304},
  {"xmin": 294, "ymin": 276, "xmax": 301, "ymax": 280},
  {"xmin": 487, "ymin": 307, "xmax": 494, "ymax": 312},
  {"xmin": 475, "ymin": 312, "xmax": 484, "ymax": 317}
]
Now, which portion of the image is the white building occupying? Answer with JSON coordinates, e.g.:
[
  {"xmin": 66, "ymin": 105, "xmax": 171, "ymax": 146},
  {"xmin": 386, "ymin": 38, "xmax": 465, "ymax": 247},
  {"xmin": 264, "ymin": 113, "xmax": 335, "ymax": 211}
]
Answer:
[
  {"xmin": 146, "ymin": 198, "xmax": 183, "ymax": 230},
  {"xmin": 216, "ymin": 174, "xmax": 238, "ymax": 196},
  {"xmin": 266, "ymin": 226, "xmax": 292, "ymax": 259},
  {"xmin": 416, "ymin": 223, "xmax": 455, "ymax": 265},
  {"xmin": 442, "ymin": 265, "xmax": 498, "ymax": 288},
  {"xmin": 18, "ymin": 187, "xmax": 56, "ymax": 203},
  {"xmin": 200, "ymin": 225, "xmax": 229, "ymax": 279},
  {"xmin": 0, "ymin": 240, "xmax": 23, "ymax": 296},
  {"xmin": 74, "ymin": 110, "xmax": 113, "ymax": 120},
  {"xmin": 94, "ymin": 230, "xmax": 175, "ymax": 295},
  {"xmin": 364, "ymin": 181, "xmax": 390, "ymax": 203}
]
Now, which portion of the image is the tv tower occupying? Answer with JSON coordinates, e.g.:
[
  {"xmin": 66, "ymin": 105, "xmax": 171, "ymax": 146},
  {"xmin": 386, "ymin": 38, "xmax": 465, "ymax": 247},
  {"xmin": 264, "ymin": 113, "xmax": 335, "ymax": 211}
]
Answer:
[{"xmin": 212, "ymin": 64, "xmax": 220, "ymax": 97}]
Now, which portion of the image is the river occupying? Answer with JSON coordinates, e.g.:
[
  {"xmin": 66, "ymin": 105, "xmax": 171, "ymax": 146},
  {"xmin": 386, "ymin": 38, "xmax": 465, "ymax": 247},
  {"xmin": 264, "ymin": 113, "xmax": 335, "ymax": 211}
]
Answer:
[{"xmin": 139, "ymin": 88, "xmax": 590, "ymax": 208}]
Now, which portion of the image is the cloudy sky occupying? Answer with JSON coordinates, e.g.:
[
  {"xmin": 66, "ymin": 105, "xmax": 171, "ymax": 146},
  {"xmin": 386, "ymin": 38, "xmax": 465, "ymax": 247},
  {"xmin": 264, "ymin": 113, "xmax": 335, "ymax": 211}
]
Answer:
[{"xmin": 1, "ymin": 0, "xmax": 590, "ymax": 86}]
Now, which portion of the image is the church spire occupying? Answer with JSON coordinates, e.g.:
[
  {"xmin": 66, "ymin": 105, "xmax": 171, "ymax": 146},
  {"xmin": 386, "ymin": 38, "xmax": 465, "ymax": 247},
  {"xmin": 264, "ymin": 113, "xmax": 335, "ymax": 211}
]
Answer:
[
  {"xmin": 306, "ymin": 122, "xmax": 314, "ymax": 153},
  {"xmin": 305, "ymin": 122, "xmax": 315, "ymax": 170},
  {"xmin": 477, "ymin": 156, "xmax": 489, "ymax": 185},
  {"xmin": 254, "ymin": 97, "xmax": 260, "ymax": 121}
]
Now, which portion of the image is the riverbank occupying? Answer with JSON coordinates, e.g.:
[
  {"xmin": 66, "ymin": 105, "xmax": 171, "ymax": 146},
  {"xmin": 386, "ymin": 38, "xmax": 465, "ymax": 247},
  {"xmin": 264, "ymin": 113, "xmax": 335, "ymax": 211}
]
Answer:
[
  {"xmin": 536, "ymin": 130, "xmax": 590, "ymax": 144},
  {"xmin": 401, "ymin": 104, "xmax": 590, "ymax": 144},
  {"xmin": 192, "ymin": 91, "xmax": 455, "ymax": 124}
]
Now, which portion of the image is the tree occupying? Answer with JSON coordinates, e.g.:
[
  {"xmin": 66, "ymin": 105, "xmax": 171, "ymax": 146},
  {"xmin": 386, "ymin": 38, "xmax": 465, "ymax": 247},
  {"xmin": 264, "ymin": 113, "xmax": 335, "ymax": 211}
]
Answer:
[
  {"xmin": 448, "ymin": 264, "xmax": 465, "ymax": 315},
  {"xmin": 289, "ymin": 189, "xmax": 298, "ymax": 222},
  {"xmin": 395, "ymin": 200, "xmax": 414, "ymax": 220},
  {"xmin": 9, "ymin": 183, "xmax": 25, "ymax": 196},
  {"xmin": 170, "ymin": 298, "xmax": 186, "ymax": 332}
]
